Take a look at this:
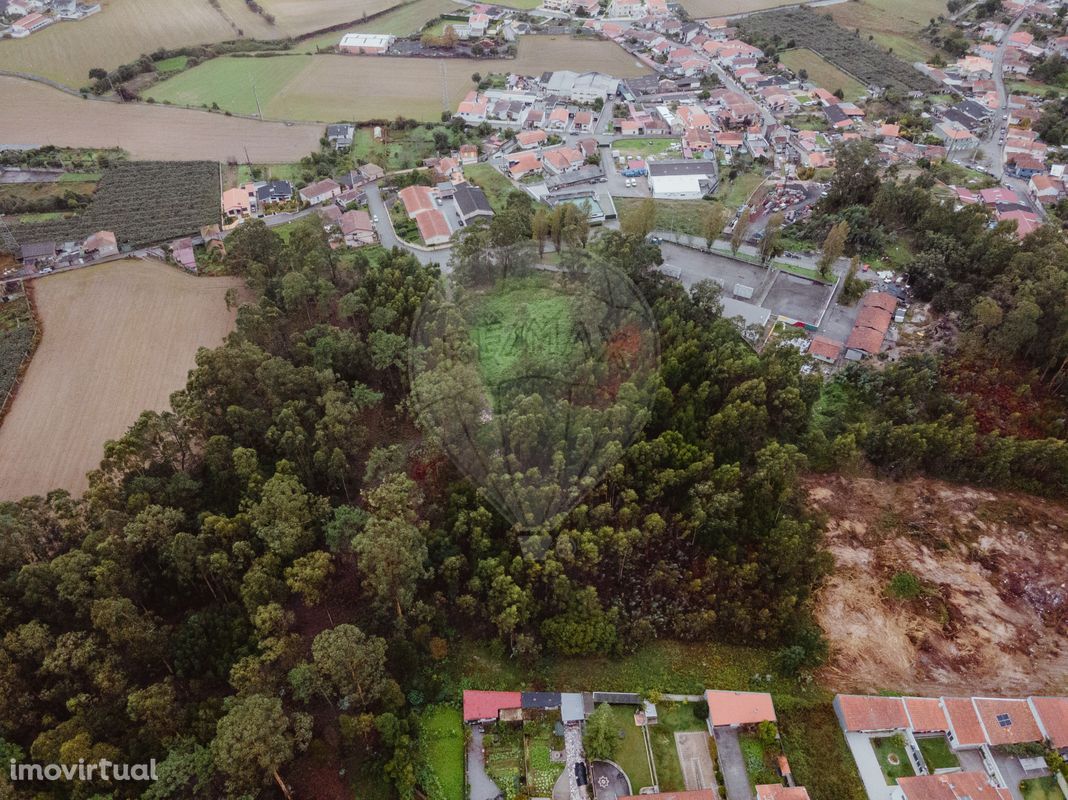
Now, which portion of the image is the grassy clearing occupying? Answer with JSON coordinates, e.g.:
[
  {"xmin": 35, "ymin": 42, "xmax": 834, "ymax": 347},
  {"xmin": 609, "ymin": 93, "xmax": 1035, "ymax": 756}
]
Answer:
[
  {"xmin": 607, "ymin": 704, "xmax": 653, "ymax": 792},
  {"xmin": 614, "ymin": 197, "xmax": 725, "ymax": 238},
  {"xmin": 353, "ymin": 125, "xmax": 476, "ymax": 172},
  {"xmin": 827, "ymin": 1, "xmax": 937, "ymax": 64},
  {"xmin": 259, "ymin": 0, "xmax": 402, "ymax": 35},
  {"xmin": 470, "ymin": 277, "xmax": 576, "ymax": 389},
  {"xmin": 916, "ymin": 736, "xmax": 958, "ymax": 771},
  {"xmin": 777, "ymin": 698, "xmax": 867, "ymax": 800},
  {"xmin": 740, "ymin": 732, "xmax": 781, "ymax": 788},
  {"xmin": 1020, "ymin": 776, "xmax": 1063, "ymax": 800},
  {"xmin": 613, "ymin": 137, "xmax": 681, "ymax": 159},
  {"xmin": 871, "ymin": 735, "xmax": 915, "ymax": 784},
  {"xmin": 420, "ymin": 705, "xmax": 465, "ymax": 800},
  {"xmin": 716, "ymin": 168, "xmax": 765, "ymax": 209},
  {"xmin": 780, "ymin": 48, "xmax": 867, "ymax": 102},
  {"xmin": 464, "ymin": 164, "xmax": 517, "ymax": 213},
  {"xmin": 154, "ymin": 55, "xmax": 190, "ymax": 73},
  {"xmin": 148, "ymin": 37, "xmax": 648, "ymax": 121}
]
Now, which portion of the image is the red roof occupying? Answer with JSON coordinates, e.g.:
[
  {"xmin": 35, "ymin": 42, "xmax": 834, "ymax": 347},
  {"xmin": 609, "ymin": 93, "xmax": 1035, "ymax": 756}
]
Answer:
[
  {"xmin": 808, "ymin": 336, "xmax": 843, "ymax": 362},
  {"xmin": 398, "ymin": 185, "xmax": 436, "ymax": 216},
  {"xmin": 943, "ymin": 697, "xmax": 986, "ymax": 746},
  {"xmin": 973, "ymin": 698, "xmax": 1042, "ymax": 745},
  {"xmin": 705, "ymin": 691, "xmax": 776, "ymax": 726},
  {"xmin": 898, "ymin": 772, "xmax": 1011, "ymax": 800},
  {"xmin": 903, "ymin": 697, "xmax": 949, "ymax": 733},
  {"xmin": 836, "ymin": 695, "xmax": 907, "ymax": 732},
  {"xmin": 620, "ymin": 792, "xmax": 714, "ymax": 800},
  {"xmin": 415, "ymin": 208, "xmax": 452, "ymax": 244},
  {"xmin": 756, "ymin": 788, "xmax": 811, "ymax": 800},
  {"xmin": 463, "ymin": 690, "xmax": 522, "ymax": 722},
  {"xmin": 1030, "ymin": 696, "xmax": 1068, "ymax": 749}
]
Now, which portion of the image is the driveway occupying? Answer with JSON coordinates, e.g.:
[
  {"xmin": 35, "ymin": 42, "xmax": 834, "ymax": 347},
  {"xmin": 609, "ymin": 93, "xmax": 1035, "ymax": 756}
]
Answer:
[
  {"xmin": 843, "ymin": 732, "xmax": 895, "ymax": 800},
  {"xmin": 363, "ymin": 181, "xmax": 452, "ymax": 268},
  {"xmin": 468, "ymin": 726, "xmax": 504, "ymax": 800},
  {"xmin": 676, "ymin": 731, "xmax": 718, "ymax": 792},
  {"xmin": 712, "ymin": 728, "xmax": 753, "ymax": 800}
]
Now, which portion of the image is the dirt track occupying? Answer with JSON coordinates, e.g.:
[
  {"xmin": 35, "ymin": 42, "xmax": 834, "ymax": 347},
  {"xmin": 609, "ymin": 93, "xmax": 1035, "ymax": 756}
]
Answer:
[
  {"xmin": 0, "ymin": 76, "xmax": 321, "ymax": 162},
  {"xmin": 808, "ymin": 474, "xmax": 1068, "ymax": 696},
  {"xmin": 0, "ymin": 259, "xmax": 240, "ymax": 501}
]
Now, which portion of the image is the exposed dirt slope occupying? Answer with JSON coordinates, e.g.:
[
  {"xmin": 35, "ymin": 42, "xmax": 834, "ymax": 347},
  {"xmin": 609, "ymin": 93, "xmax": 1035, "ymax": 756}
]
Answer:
[{"xmin": 807, "ymin": 474, "xmax": 1068, "ymax": 696}]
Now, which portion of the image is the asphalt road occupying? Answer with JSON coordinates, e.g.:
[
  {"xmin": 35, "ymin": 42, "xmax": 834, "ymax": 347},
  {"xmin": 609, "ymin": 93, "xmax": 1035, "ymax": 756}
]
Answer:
[{"xmin": 364, "ymin": 182, "xmax": 452, "ymax": 268}]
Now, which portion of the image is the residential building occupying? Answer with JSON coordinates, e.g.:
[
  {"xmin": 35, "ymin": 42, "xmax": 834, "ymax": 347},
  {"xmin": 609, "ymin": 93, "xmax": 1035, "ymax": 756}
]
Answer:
[
  {"xmin": 299, "ymin": 179, "xmax": 342, "ymax": 205},
  {"xmin": 755, "ymin": 788, "xmax": 811, "ymax": 800},
  {"xmin": 222, "ymin": 185, "xmax": 253, "ymax": 219},
  {"xmin": 844, "ymin": 292, "xmax": 896, "ymax": 360},
  {"xmin": 897, "ymin": 773, "xmax": 1011, "ymax": 800},
  {"xmin": 608, "ymin": 0, "xmax": 644, "ymax": 17},
  {"xmin": 705, "ymin": 691, "xmax": 776, "ymax": 727},
  {"xmin": 415, "ymin": 208, "xmax": 453, "ymax": 245},
  {"xmin": 325, "ymin": 124, "xmax": 355, "ymax": 150},
  {"xmin": 454, "ymin": 183, "xmax": 494, "ymax": 223},
  {"xmin": 339, "ymin": 210, "xmax": 375, "ymax": 246},
  {"xmin": 648, "ymin": 160, "xmax": 717, "ymax": 199}
]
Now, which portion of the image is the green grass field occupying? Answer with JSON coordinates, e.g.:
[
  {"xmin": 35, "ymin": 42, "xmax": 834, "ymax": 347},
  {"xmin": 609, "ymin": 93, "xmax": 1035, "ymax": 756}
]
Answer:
[
  {"xmin": 298, "ymin": 0, "xmax": 466, "ymax": 51},
  {"xmin": 916, "ymin": 736, "xmax": 958, "ymax": 771},
  {"xmin": 147, "ymin": 54, "xmax": 311, "ymax": 117},
  {"xmin": 780, "ymin": 48, "xmax": 867, "ymax": 102},
  {"xmin": 607, "ymin": 705, "xmax": 654, "ymax": 792},
  {"xmin": 871, "ymin": 736, "xmax": 915, "ymax": 784},
  {"xmin": 740, "ymin": 732, "xmax": 781, "ymax": 788},
  {"xmin": 828, "ymin": 0, "xmax": 938, "ymax": 64},
  {"xmin": 421, "ymin": 706, "xmax": 465, "ymax": 800},
  {"xmin": 154, "ymin": 55, "xmax": 190, "ymax": 73},
  {"xmin": 463, "ymin": 164, "xmax": 516, "ymax": 212},
  {"xmin": 647, "ymin": 703, "xmax": 708, "ymax": 791},
  {"xmin": 470, "ymin": 277, "xmax": 576, "ymax": 390},
  {"xmin": 1020, "ymin": 776, "xmax": 1063, "ymax": 800},
  {"xmin": 613, "ymin": 137, "xmax": 682, "ymax": 159},
  {"xmin": 715, "ymin": 168, "xmax": 765, "ymax": 210}
]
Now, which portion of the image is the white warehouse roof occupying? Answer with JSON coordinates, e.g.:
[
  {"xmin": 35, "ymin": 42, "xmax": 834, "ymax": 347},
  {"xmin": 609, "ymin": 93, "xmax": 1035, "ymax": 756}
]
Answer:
[{"xmin": 339, "ymin": 33, "xmax": 395, "ymax": 49}]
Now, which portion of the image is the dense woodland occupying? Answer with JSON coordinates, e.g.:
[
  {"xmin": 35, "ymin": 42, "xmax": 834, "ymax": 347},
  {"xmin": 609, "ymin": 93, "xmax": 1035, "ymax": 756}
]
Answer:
[{"xmin": 0, "ymin": 147, "xmax": 1067, "ymax": 798}]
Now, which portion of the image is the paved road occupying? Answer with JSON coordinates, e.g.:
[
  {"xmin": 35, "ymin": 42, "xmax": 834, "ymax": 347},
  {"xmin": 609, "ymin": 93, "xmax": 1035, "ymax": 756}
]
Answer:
[
  {"xmin": 364, "ymin": 182, "xmax": 453, "ymax": 267},
  {"xmin": 712, "ymin": 728, "xmax": 753, "ymax": 800},
  {"xmin": 979, "ymin": 11, "xmax": 1027, "ymax": 175}
]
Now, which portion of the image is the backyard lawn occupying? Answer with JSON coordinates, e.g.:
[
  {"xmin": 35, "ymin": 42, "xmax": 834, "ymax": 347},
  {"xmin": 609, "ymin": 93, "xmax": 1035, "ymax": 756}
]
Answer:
[
  {"xmin": 916, "ymin": 736, "xmax": 958, "ymax": 772},
  {"xmin": 607, "ymin": 705, "xmax": 655, "ymax": 792},
  {"xmin": 420, "ymin": 706, "xmax": 465, "ymax": 800},
  {"xmin": 1020, "ymin": 776, "xmax": 1063, "ymax": 800},
  {"xmin": 464, "ymin": 164, "xmax": 517, "ymax": 212},
  {"xmin": 871, "ymin": 735, "xmax": 915, "ymax": 784},
  {"xmin": 739, "ymin": 730, "xmax": 782, "ymax": 788},
  {"xmin": 613, "ymin": 137, "xmax": 682, "ymax": 159},
  {"xmin": 647, "ymin": 702, "xmax": 709, "ymax": 791}
]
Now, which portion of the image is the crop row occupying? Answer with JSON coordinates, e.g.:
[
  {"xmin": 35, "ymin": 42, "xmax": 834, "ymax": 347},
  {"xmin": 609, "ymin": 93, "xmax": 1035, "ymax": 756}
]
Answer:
[
  {"xmin": 739, "ymin": 9, "xmax": 938, "ymax": 94},
  {"xmin": 10, "ymin": 161, "xmax": 220, "ymax": 249}
]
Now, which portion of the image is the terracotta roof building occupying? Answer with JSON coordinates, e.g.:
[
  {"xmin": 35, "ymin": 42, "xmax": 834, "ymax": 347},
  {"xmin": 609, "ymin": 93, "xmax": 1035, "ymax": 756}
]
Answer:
[
  {"xmin": 904, "ymin": 697, "xmax": 949, "ymax": 734},
  {"xmin": 973, "ymin": 698, "xmax": 1042, "ymax": 746},
  {"xmin": 755, "ymin": 788, "xmax": 811, "ymax": 800},
  {"xmin": 943, "ymin": 697, "xmax": 986, "ymax": 747},
  {"xmin": 834, "ymin": 695, "xmax": 908, "ymax": 733},
  {"xmin": 462, "ymin": 690, "xmax": 523, "ymax": 722},
  {"xmin": 705, "ymin": 691, "xmax": 776, "ymax": 727},
  {"xmin": 1029, "ymin": 696, "xmax": 1068, "ymax": 749},
  {"xmin": 897, "ymin": 772, "xmax": 1012, "ymax": 800}
]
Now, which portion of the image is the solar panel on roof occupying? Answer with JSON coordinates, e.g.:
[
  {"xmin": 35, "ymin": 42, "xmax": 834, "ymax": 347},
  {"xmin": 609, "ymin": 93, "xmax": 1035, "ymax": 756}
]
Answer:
[{"xmin": 996, "ymin": 713, "xmax": 1012, "ymax": 727}]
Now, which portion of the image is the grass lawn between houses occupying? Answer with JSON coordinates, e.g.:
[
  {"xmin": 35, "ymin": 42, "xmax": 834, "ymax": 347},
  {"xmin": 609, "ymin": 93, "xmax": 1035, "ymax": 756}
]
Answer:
[
  {"xmin": 916, "ymin": 736, "xmax": 958, "ymax": 771},
  {"xmin": 739, "ymin": 731, "xmax": 782, "ymax": 789},
  {"xmin": 464, "ymin": 164, "xmax": 518, "ymax": 213},
  {"xmin": 647, "ymin": 702, "xmax": 710, "ymax": 791},
  {"xmin": 613, "ymin": 137, "xmax": 682, "ymax": 159},
  {"xmin": 420, "ymin": 706, "xmax": 465, "ymax": 800},
  {"xmin": 1020, "ymin": 775, "xmax": 1063, "ymax": 800},
  {"xmin": 871, "ymin": 735, "xmax": 915, "ymax": 785},
  {"xmin": 606, "ymin": 704, "xmax": 655, "ymax": 792}
]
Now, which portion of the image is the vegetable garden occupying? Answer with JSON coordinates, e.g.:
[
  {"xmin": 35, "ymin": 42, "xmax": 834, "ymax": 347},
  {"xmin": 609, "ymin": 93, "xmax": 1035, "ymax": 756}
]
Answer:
[
  {"xmin": 739, "ymin": 9, "xmax": 938, "ymax": 93},
  {"xmin": 9, "ymin": 161, "xmax": 220, "ymax": 249}
]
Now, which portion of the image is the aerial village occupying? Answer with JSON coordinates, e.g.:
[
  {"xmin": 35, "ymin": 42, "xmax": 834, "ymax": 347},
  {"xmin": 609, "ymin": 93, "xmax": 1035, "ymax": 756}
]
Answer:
[
  {"xmin": 456, "ymin": 687, "xmax": 1068, "ymax": 800},
  {"xmin": 8, "ymin": 0, "xmax": 1068, "ymax": 374},
  {"xmin": 0, "ymin": 0, "xmax": 100, "ymax": 38}
]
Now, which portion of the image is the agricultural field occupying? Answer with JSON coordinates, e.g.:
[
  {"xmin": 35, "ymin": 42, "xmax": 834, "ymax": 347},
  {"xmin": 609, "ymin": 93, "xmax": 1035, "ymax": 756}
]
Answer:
[
  {"xmin": 0, "ymin": 293, "xmax": 36, "ymax": 419},
  {"xmin": 779, "ymin": 48, "xmax": 867, "ymax": 102},
  {"xmin": 10, "ymin": 161, "xmax": 220, "ymax": 249},
  {"xmin": 419, "ymin": 706, "xmax": 464, "ymax": 800},
  {"xmin": 0, "ymin": 260, "xmax": 241, "ymax": 500},
  {"xmin": 0, "ymin": 0, "xmax": 268, "ymax": 87},
  {"xmin": 0, "ymin": 77, "xmax": 321, "ymax": 162},
  {"xmin": 297, "ymin": 0, "xmax": 467, "ymax": 52},
  {"xmin": 739, "ymin": 9, "xmax": 938, "ymax": 93},
  {"xmin": 828, "ymin": 0, "xmax": 944, "ymax": 64},
  {"xmin": 678, "ymin": 0, "xmax": 803, "ymax": 18},
  {"xmin": 259, "ymin": 0, "xmax": 402, "ymax": 36},
  {"xmin": 147, "ymin": 37, "xmax": 649, "ymax": 121}
]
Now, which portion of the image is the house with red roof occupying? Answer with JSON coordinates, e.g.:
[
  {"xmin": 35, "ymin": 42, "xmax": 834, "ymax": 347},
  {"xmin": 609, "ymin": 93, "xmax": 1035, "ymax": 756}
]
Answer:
[
  {"xmin": 844, "ymin": 292, "xmax": 896, "ymax": 360},
  {"xmin": 756, "ymin": 787, "xmax": 811, "ymax": 800},
  {"xmin": 462, "ymin": 690, "xmax": 523, "ymax": 723},
  {"xmin": 705, "ymin": 691, "xmax": 776, "ymax": 727},
  {"xmin": 898, "ymin": 772, "xmax": 1012, "ymax": 800}
]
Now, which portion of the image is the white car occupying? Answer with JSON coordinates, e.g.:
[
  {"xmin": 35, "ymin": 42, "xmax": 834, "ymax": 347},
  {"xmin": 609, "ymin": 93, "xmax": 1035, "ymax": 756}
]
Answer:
[{"xmin": 372, "ymin": 215, "xmax": 379, "ymax": 223}]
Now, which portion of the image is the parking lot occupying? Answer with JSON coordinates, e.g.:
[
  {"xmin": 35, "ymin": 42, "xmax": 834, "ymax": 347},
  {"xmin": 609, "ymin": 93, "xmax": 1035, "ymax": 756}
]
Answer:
[{"xmin": 660, "ymin": 242, "xmax": 773, "ymax": 295}]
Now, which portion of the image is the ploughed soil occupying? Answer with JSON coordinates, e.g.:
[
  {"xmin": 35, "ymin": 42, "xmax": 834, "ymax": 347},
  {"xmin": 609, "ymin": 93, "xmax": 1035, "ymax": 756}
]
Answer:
[{"xmin": 806, "ymin": 474, "xmax": 1068, "ymax": 696}]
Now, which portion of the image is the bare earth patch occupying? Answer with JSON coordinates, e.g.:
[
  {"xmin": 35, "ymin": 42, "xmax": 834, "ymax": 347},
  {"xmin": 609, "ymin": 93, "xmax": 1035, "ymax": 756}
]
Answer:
[
  {"xmin": 807, "ymin": 474, "xmax": 1068, "ymax": 696},
  {"xmin": 0, "ymin": 77, "xmax": 321, "ymax": 162},
  {"xmin": 0, "ymin": 260, "xmax": 241, "ymax": 500}
]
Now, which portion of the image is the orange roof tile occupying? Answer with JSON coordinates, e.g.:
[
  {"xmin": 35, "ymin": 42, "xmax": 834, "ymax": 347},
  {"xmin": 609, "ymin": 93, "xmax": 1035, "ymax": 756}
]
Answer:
[
  {"xmin": 1030, "ymin": 696, "xmax": 1068, "ymax": 749},
  {"xmin": 904, "ymin": 697, "xmax": 949, "ymax": 733},
  {"xmin": 898, "ymin": 771, "xmax": 1012, "ymax": 800},
  {"xmin": 943, "ymin": 697, "xmax": 986, "ymax": 746},
  {"xmin": 973, "ymin": 698, "xmax": 1042, "ymax": 745},
  {"xmin": 462, "ymin": 690, "xmax": 523, "ymax": 722},
  {"xmin": 756, "ymin": 788, "xmax": 811, "ymax": 800},
  {"xmin": 836, "ymin": 695, "xmax": 908, "ymax": 732},
  {"xmin": 706, "ymin": 691, "xmax": 776, "ymax": 726}
]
